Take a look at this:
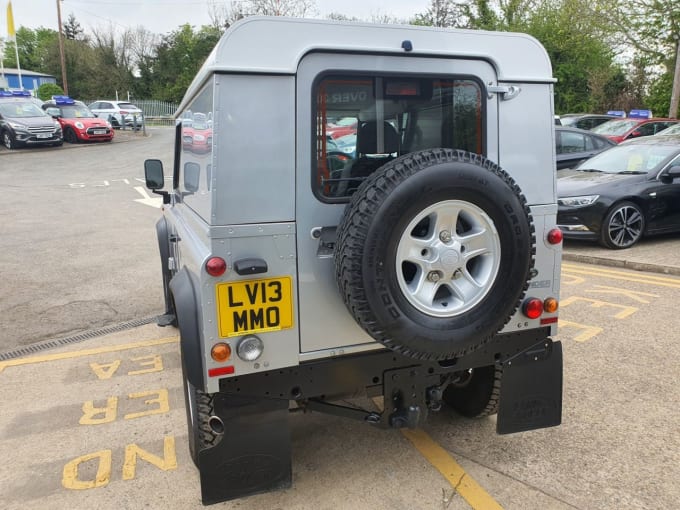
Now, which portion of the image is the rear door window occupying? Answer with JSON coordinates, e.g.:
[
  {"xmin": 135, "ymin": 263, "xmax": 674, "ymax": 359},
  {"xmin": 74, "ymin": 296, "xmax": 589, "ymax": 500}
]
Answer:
[{"xmin": 314, "ymin": 75, "xmax": 483, "ymax": 200}]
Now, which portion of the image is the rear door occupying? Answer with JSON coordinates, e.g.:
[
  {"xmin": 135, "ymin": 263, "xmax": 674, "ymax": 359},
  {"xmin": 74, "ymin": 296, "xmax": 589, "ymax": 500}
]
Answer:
[{"xmin": 295, "ymin": 52, "xmax": 499, "ymax": 356}]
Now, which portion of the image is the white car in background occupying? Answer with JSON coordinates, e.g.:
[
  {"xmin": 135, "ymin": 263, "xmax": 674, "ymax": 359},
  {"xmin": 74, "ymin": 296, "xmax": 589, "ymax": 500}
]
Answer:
[{"xmin": 87, "ymin": 100, "xmax": 144, "ymax": 129}]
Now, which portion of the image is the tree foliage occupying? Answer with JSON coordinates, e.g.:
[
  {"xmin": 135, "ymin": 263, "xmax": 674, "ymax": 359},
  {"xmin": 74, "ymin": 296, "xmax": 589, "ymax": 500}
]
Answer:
[
  {"xmin": 36, "ymin": 82, "xmax": 64, "ymax": 100},
  {"xmin": 3, "ymin": 1, "xmax": 676, "ymax": 116}
]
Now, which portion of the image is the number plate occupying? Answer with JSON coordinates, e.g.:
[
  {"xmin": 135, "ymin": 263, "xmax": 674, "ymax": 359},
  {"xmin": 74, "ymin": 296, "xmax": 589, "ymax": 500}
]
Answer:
[
  {"xmin": 36, "ymin": 133, "xmax": 51, "ymax": 139},
  {"xmin": 216, "ymin": 276, "xmax": 293, "ymax": 337},
  {"xmin": 93, "ymin": 129, "xmax": 106, "ymax": 135}
]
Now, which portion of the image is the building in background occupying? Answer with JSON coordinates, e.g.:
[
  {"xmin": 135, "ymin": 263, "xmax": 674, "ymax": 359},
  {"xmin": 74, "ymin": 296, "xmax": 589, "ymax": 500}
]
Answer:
[{"xmin": 0, "ymin": 68, "xmax": 57, "ymax": 92}]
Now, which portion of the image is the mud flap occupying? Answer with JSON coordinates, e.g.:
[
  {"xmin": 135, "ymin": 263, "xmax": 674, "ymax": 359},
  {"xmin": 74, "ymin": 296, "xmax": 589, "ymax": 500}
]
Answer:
[
  {"xmin": 197, "ymin": 395, "xmax": 292, "ymax": 505},
  {"xmin": 496, "ymin": 340, "xmax": 563, "ymax": 434}
]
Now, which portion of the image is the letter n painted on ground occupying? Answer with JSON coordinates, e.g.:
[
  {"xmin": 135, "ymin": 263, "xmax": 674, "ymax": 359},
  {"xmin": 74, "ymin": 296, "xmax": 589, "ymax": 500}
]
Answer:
[{"xmin": 122, "ymin": 436, "xmax": 177, "ymax": 480}]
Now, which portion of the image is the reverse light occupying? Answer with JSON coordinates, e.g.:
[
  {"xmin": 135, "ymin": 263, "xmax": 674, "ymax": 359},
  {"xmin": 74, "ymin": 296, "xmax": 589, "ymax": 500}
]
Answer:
[
  {"xmin": 237, "ymin": 335, "xmax": 264, "ymax": 362},
  {"xmin": 522, "ymin": 298, "xmax": 544, "ymax": 319},
  {"xmin": 211, "ymin": 342, "xmax": 231, "ymax": 362},
  {"xmin": 205, "ymin": 257, "xmax": 227, "ymax": 277},
  {"xmin": 547, "ymin": 228, "xmax": 563, "ymax": 245},
  {"xmin": 544, "ymin": 297, "xmax": 559, "ymax": 313}
]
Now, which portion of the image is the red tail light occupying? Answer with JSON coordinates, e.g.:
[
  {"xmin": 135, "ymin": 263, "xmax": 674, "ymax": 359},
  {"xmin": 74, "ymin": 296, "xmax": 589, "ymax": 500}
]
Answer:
[
  {"xmin": 547, "ymin": 228, "xmax": 563, "ymax": 245},
  {"xmin": 522, "ymin": 298, "xmax": 544, "ymax": 319},
  {"xmin": 205, "ymin": 257, "xmax": 227, "ymax": 277}
]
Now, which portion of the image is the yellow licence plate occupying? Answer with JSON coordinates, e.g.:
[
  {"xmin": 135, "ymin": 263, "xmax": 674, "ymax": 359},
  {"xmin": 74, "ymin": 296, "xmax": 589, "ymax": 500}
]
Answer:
[{"xmin": 216, "ymin": 277, "xmax": 293, "ymax": 337}]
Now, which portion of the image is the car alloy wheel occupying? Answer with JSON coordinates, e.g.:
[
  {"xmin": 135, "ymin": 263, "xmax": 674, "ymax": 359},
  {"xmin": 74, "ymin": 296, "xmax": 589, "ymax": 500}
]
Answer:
[
  {"xmin": 2, "ymin": 131, "xmax": 14, "ymax": 149},
  {"xmin": 602, "ymin": 201, "xmax": 644, "ymax": 249}
]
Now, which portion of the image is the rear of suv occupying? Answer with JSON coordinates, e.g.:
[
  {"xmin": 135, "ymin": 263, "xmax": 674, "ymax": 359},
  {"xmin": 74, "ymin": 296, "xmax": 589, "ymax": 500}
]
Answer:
[
  {"xmin": 0, "ymin": 90, "xmax": 63, "ymax": 149},
  {"xmin": 87, "ymin": 100, "xmax": 144, "ymax": 129},
  {"xmin": 143, "ymin": 17, "xmax": 564, "ymax": 506}
]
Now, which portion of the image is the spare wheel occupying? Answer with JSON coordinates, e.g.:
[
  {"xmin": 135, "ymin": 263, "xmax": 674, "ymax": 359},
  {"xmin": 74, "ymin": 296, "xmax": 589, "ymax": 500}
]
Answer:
[{"xmin": 334, "ymin": 149, "xmax": 535, "ymax": 360}]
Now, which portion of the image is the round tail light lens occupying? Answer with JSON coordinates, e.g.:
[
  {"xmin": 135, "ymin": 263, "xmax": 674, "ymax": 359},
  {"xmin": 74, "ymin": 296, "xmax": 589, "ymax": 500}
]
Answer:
[
  {"xmin": 544, "ymin": 297, "xmax": 559, "ymax": 313},
  {"xmin": 523, "ymin": 298, "xmax": 544, "ymax": 319},
  {"xmin": 547, "ymin": 228, "xmax": 563, "ymax": 245},
  {"xmin": 211, "ymin": 343, "xmax": 231, "ymax": 362},
  {"xmin": 205, "ymin": 257, "xmax": 227, "ymax": 277},
  {"xmin": 237, "ymin": 336, "xmax": 264, "ymax": 362}
]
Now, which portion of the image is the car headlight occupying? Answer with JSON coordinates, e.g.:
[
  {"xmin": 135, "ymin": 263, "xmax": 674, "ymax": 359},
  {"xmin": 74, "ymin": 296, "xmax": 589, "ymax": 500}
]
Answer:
[
  {"xmin": 558, "ymin": 195, "xmax": 600, "ymax": 207},
  {"xmin": 53, "ymin": 120, "xmax": 61, "ymax": 128},
  {"xmin": 75, "ymin": 121, "xmax": 85, "ymax": 129},
  {"xmin": 106, "ymin": 122, "xmax": 112, "ymax": 128},
  {"xmin": 8, "ymin": 121, "xmax": 27, "ymax": 131}
]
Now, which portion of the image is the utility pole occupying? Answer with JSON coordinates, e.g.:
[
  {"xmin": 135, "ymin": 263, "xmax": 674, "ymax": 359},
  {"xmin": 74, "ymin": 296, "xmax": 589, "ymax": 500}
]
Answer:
[
  {"xmin": 56, "ymin": 0, "xmax": 68, "ymax": 95},
  {"xmin": 669, "ymin": 38, "xmax": 680, "ymax": 119}
]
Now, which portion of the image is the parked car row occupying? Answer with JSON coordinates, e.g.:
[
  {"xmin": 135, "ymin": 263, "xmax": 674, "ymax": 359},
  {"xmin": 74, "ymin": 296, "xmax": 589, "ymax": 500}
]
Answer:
[{"xmin": 0, "ymin": 91, "xmax": 149, "ymax": 149}]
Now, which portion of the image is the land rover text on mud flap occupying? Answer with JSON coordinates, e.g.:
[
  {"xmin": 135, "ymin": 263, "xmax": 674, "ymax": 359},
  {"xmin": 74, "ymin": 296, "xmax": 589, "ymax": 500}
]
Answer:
[{"xmin": 144, "ymin": 17, "xmax": 563, "ymax": 505}]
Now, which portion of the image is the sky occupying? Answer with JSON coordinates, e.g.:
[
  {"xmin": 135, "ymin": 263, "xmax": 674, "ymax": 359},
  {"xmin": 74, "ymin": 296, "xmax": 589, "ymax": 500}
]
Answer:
[{"xmin": 1, "ymin": 0, "xmax": 430, "ymax": 37}]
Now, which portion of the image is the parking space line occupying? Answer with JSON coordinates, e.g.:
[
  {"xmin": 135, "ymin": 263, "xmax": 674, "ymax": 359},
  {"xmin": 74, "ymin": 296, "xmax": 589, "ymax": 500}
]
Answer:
[
  {"xmin": 0, "ymin": 336, "xmax": 179, "ymax": 374},
  {"xmin": 372, "ymin": 397, "xmax": 502, "ymax": 509},
  {"xmin": 562, "ymin": 264, "xmax": 680, "ymax": 288},
  {"xmin": 401, "ymin": 428, "xmax": 504, "ymax": 510}
]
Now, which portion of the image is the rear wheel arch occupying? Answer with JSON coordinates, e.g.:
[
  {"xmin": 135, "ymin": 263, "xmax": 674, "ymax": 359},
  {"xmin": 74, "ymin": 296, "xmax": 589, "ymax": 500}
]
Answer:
[{"xmin": 170, "ymin": 267, "xmax": 204, "ymax": 390}]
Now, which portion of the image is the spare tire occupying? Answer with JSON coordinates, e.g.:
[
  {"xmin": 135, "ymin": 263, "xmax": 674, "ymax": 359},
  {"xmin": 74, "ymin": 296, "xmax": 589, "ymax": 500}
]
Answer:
[{"xmin": 334, "ymin": 149, "xmax": 535, "ymax": 360}]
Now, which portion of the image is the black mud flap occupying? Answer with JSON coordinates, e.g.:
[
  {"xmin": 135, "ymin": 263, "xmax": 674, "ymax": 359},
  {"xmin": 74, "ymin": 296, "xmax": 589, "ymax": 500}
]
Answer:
[
  {"xmin": 496, "ymin": 340, "xmax": 563, "ymax": 434},
  {"xmin": 197, "ymin": 395, "xmax": 292, "ymax": 505}
]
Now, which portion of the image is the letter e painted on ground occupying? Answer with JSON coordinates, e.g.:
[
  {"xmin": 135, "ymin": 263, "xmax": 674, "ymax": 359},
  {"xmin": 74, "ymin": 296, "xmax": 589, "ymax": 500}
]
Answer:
[
  {"xmin": 127, "ymin": 355, "xmax": 163, "ymax": 376},
  {"xmin": 124, "ymin": 389, "xmax": 169, "ymax": 420}
]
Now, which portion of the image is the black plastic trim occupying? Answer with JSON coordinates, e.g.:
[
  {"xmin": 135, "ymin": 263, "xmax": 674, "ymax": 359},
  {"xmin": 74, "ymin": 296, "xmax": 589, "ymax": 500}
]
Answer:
[
  {"xmin": 170, "ymin": 268, "xmax": 204, "ymax": 389},
  {"xmin": 156, "ymin": 217, "xmax": 175, "ymax": 317}
]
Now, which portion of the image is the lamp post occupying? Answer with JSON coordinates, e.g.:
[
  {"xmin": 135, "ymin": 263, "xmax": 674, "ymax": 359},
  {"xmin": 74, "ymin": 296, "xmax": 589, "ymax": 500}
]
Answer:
[
  {"xmin": 670, "ymin": 38, "xmax": 680, "ymax": 119},
  {"xmin": 56, "ymin": 0, "xmax": 68, "ymax": 95}
]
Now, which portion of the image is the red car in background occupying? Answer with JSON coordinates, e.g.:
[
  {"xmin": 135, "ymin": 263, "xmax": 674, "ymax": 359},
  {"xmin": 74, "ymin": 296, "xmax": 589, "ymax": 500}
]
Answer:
[
  {"xmin": 592, "ymin": 115, "xmax": 678, "ymax": 144},
  {"xmin": 42, "ymin": 96, "xmax": 113, "ymax": 143},
  {"xmin": 326, "ymin": 116, "xmax": 357, "ymax": 139},
  {"xmin": 182, "ymin": 112, "xmax": 212, "ymax": 154}
]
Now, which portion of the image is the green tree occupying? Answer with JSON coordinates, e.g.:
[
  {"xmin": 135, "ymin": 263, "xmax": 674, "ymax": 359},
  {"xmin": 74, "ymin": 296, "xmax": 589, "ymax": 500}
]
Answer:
[{"xmin": 36, "ymin": 82, "xmax": 64, "ymax": 100}]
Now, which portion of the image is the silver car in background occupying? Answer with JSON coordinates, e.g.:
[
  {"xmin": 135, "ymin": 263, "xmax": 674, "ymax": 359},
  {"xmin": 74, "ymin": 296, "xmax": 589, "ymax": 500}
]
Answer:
[{"xmin": 87, "ymin": 100, "xmax": 144, "ymax": 129}]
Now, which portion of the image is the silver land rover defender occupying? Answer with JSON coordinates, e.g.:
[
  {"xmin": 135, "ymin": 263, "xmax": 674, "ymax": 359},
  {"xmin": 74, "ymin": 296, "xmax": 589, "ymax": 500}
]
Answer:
[{"xmin": 144, "ymin": 17, "xmax": 563, "ymax": 505}]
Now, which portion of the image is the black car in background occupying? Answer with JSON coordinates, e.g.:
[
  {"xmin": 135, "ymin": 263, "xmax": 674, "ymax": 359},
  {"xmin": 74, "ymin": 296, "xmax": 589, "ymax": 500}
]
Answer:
[
  {"xmin": 557, "ymin": 135, "xmax": 680, "ymax": 248},
  {"xmin": 556, "ymin": 126, "xmax": 616, "ymax": 170},
  {"xmin": 560, "ymin": 113, "xmax": 619, "ymax": 130},
  {"xmin": 0, "ymin": 91, "xmax": 63, "ymax": 150}
]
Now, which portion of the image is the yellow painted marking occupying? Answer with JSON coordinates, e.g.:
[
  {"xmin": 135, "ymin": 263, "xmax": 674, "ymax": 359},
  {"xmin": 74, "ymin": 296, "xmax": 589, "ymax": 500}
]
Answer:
[
  {"xmin": 586, "ymin": 285, "xmax": 659, "ymax": 304},
  {"xmin": 80, "ymin": 397, "xmax": 118, "ymax": 425},
  {"xmin": 562, "ymin": 264, "xmax": 680, "ymax": 288},
  {"xmin": 122, "ymin": 436, "xmax": 177, "ymax": 480},
  {"xmin": 558, "ymin": 320, "xmax": 603, "ymax": 342},
  {"xmin": 0, "ymin": 336, "xmax": 179, "ymax": 374},
  {"xmin": 401, "ymin": 428, "xmax": 504, "ymax": 510},
  {"xmin": 62, "ymin": 450, "xmax": 112, "ymax": 490},
  {"xmin": 560, "ymin": 296, "xmax": 637, "ymax": 319},
  {"xmin": 561, "ymin": 273, "xmax": 586, "ymax": 285},
  {"xmin": 372, "ymin": 397, "xmax": 503, "ymax": 509},
  {"xmin": 127, "ymin": 354, "xmax": 164, "ymax": 376},
  {"xmin": 89, "ymin": 360, "xmax": 122, "ymax": 380},
  {"xmin": 124, "ymin": 389, "xmax": 170, "ymax": 420}
]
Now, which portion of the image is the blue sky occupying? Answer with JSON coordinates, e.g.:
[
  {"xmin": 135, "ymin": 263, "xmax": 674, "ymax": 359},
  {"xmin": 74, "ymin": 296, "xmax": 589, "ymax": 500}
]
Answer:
[{"xmin": 2, "ymin": 0, "xmax": 429, "ymax": 36}]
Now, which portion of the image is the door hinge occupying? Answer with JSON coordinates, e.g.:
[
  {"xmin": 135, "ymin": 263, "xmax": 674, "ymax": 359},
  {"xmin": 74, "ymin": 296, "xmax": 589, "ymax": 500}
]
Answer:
[{"xmin": 487, "ymin": 84, "xmax": 521, "ymax": 101}]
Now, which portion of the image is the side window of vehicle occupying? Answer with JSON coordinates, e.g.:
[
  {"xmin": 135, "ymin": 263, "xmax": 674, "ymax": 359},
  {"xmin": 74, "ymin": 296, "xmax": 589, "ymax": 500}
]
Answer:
[
  {"xmin": 101, "ymin": 102, "xmax": 112, "ymax": 109},
  {"xmin": 313, "ymin": 75, "xmax": 484, "ymax": 200},
  {"xmin": 584, "ymin": 135, "xmax": 596, "ymax": 151},
  {"xmin": 559, "ymin": 132, "xmax": 585, "ymax": 153},
  {"xmin": 635, "ymin": 123, "xmax": 656, "ymax": 136}
]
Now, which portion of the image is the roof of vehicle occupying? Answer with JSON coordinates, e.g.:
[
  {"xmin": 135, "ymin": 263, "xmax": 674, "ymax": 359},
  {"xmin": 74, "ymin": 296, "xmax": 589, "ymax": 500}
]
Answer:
[{"xmin": 180, "ymin": 16, "xmax": 555, "ymax": 114}]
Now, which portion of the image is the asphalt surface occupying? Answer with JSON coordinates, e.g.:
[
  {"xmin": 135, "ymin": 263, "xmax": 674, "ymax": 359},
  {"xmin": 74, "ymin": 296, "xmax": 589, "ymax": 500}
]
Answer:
[
  {"xmin": 563, "ymin": 235, "xmax": 680, "ymax": 276},
  {"xmin": 1, "ymin": 129, "xmax": 679, "ymax": 509}
]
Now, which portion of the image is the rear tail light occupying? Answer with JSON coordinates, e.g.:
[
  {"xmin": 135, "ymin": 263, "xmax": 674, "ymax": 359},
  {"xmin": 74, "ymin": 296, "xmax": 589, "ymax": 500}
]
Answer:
[
  {"xmin": 547, "ymin": 228, "xmax": 563, "ymax": 245},
  {"xmin": 522, "ymin": 298, "xmax": 544, "ymax": 319},
  {"xmin": 205, "ymin": 257, "xmax": 227, "ymax": 277},
  {"xmin": 544, "ymin": 297, "xmax": 559, "ymax": 313},
  {"xmin": 211, "ymin": 343, "xmax": 231, "ymax": 362}
]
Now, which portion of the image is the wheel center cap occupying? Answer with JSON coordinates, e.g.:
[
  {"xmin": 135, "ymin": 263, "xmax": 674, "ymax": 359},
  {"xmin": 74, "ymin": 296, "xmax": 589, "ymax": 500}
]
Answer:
[{"xmin": 440, "ymin": 249, "xmax": 460, "ymax": 268}]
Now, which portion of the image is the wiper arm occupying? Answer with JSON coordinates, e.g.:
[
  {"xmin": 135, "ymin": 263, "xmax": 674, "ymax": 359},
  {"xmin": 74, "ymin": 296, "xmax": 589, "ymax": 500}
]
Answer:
[
  {"xmin": 618, "ymin": 171, "xmax": 646, "ymax": 175},
  {"xmin": 577, "ymin": 168, "xmax": 604, "ymax": 173}
]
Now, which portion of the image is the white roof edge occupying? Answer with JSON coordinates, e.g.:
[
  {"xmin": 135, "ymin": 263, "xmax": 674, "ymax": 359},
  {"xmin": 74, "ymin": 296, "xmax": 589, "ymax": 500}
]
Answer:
[{"xmin": 178, "ymin": 16, "xmax": 554, "ymax": 115}]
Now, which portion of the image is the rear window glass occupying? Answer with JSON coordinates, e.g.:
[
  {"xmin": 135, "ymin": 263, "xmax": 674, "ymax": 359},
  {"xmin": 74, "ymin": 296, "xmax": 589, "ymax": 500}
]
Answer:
[{"xmin": 314, "ymin": 75, "xmax": 483, "ymax": 200}]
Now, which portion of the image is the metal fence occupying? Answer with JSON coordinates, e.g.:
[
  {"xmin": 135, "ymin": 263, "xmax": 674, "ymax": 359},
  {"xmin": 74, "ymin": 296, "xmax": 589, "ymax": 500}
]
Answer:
[{"xmin": 82, "ymin": 98, "xmax": 179, "ymax": 127}]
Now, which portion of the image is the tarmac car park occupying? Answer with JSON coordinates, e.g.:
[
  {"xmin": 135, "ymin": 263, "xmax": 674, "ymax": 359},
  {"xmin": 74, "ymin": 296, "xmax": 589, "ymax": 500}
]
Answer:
[
  {"xmin": 43, "ymin": 96, "xmax": 114, "ymax": 144},
  {"xmin": 0, "ymin": 90, "xmax": 62, "ymax": 150}
]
